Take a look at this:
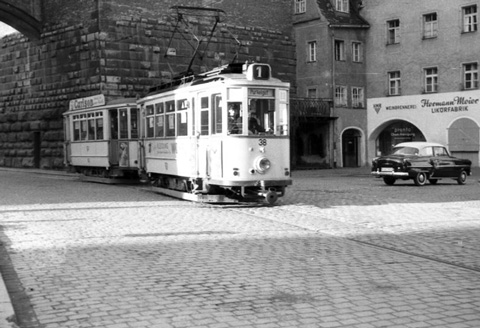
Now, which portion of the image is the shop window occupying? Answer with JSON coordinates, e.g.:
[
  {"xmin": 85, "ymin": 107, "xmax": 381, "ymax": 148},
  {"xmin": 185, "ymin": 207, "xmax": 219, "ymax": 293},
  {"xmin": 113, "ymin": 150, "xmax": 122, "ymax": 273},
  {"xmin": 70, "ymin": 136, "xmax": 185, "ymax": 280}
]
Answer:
[{"xmin": 463, "ymin": 5, "xmax": 478, "ymax": 33}]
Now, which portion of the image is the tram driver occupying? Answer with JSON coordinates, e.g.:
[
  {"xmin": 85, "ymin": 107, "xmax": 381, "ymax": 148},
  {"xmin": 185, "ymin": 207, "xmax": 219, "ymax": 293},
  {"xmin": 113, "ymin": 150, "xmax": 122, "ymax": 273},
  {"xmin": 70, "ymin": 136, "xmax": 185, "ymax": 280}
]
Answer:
[
  {"xmin": 228, "ymin": 103, "xmax": 243, "ymax": 134},
  {"xmin": 248, "ymin": 111, "xmax": 265, "ymax": 135}
]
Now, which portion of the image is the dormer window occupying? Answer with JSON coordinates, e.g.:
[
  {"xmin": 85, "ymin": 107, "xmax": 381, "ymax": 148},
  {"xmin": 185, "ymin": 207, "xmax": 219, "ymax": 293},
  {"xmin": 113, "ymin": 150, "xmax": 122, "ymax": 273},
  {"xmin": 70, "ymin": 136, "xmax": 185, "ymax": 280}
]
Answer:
[
  {"xmin": 295, "ymin": 0, "xmax": 306, "ymax": 14},
  {"xmin": 335, "ymin": 0, "xmax": 349, "ymax": 13}
]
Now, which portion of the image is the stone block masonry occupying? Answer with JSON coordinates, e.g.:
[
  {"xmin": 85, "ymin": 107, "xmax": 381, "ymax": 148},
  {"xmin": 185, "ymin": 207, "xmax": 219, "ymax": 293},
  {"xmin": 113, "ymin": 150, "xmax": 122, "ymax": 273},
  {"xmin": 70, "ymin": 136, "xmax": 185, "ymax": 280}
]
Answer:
[{"xmin": 0, "ymin": 0, "xmax": 296, "ymax": 169}]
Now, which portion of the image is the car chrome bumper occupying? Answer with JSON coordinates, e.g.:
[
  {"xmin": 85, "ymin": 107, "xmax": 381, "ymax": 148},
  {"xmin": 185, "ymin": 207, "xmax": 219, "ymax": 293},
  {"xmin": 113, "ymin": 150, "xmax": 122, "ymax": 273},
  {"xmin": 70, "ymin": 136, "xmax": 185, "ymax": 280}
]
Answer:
[{"xmin": 371, "ymin": 171, "xmax": 409, "ymax": 177}]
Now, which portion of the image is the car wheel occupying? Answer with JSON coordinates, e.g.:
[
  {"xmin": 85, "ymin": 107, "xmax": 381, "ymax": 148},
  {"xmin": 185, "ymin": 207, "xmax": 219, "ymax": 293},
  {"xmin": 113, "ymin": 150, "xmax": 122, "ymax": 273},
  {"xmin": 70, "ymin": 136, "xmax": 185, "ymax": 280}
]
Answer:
[
  {"xmin": 383, "ymin": 177, "xmax": 396, "ymax": 185},
  {"xmin": 414, "ymin": 172, "xmax": 427, "ymax": 186},
  {"xmin": 428, "ymin": 179, "xmax": 438, "ymax": 185},
  {"xmin": 457, "ymin": 170, "xmax": 467, "ymax": 185}
]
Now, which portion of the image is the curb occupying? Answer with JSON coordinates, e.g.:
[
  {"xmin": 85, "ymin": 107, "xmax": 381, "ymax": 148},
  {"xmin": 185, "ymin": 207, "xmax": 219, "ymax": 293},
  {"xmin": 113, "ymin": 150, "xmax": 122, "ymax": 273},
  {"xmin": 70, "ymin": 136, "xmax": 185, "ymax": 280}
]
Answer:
[{"xmin": 0, "ymin": 272, "xmax": 16, "ymax": 328}]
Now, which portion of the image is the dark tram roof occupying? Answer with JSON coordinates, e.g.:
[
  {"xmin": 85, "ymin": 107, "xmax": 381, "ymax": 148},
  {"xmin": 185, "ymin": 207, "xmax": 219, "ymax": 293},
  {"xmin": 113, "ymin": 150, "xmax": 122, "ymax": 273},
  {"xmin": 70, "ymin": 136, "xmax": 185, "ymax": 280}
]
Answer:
[{"xmin": 148, "ymin": 63, "xmax": 244, "ymax": 95}]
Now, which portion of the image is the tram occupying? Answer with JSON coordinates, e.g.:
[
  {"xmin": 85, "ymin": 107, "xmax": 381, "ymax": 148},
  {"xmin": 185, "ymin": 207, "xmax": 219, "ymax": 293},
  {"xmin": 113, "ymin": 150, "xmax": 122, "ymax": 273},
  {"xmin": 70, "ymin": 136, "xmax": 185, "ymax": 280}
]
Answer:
[
  {"xmin": 63, "ymin": 96, "xmax": 141, "ymax": 183},
  {"xmin": 138, "ymin": 62, "xmax": 292, "ymax": 204},
  {"xmin": 63, "ymin": 62, "xmax": 292, "ymax": 204}
]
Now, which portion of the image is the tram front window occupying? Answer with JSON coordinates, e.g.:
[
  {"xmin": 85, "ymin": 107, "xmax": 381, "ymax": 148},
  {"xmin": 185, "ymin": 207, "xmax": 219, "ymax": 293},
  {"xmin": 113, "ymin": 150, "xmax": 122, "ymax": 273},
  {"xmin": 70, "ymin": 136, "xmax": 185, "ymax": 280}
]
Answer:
[{"xmin": 248, "ymin": 98, "xmax": 274, "ymax": 135}]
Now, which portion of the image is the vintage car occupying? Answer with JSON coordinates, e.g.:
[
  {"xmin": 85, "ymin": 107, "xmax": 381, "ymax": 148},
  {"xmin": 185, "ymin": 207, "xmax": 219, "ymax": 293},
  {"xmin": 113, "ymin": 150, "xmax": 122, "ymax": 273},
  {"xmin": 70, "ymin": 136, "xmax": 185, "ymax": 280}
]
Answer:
[{"xmin": 371, "ymin": 142, "xmax": 472, "ymax": 186}]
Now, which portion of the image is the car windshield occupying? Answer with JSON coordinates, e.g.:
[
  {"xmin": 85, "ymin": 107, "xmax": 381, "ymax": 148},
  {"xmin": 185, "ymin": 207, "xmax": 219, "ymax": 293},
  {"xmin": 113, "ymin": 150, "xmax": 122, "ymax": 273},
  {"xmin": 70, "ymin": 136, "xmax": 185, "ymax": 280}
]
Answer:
[{"xmin": 391, "ymin": 146, "xmax": 419, "ymax": 156}]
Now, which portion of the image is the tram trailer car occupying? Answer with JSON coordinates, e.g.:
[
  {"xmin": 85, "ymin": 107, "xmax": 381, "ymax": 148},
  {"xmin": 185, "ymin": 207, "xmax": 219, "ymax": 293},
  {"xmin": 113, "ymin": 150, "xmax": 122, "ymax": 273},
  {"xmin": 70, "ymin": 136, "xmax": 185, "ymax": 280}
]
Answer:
[
  {"xmin": 63, "ymin": 97, "xmax": 141, "ymax": 182},
  {"xmin": 138, "ymin": 62, "xmax": 292, "ymax": 204}
]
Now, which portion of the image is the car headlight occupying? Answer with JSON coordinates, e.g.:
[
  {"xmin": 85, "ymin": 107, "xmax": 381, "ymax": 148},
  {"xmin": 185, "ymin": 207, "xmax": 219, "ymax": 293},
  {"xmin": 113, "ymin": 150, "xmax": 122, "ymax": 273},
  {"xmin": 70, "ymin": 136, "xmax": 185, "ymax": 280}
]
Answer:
[{"xmin": 254, "ymin": 157, "xmax": 271, "ymax": 174}]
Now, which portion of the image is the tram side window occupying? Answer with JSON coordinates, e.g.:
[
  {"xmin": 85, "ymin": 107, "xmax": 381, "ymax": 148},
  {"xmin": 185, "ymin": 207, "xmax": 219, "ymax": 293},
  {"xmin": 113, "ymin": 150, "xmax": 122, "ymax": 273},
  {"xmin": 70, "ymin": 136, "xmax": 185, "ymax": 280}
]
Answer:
[
  {"xmin": 212, "ymin": 94, "xmax": 222, "ymax": 134},
  {"xmin": 96, "ymin": 113, "xmax": 104, "ymax": 140},
  {"xmin": 278, "ymin": 103, "xmax": 288, "ymax": 136},
  {"xmin": 119, "ymin": 109, "xmax": 129, "ymax": 139},
  {"xmin": 200, "ymin": 96, "xmax": 209, "ymax": 135},
  {"xmin": 88, "ymin": 115, "xmax": 95, "ymax": 140},
  {"xmin": 177, "ymin": 99, "xmax": 188, "ymax": 136},
  {"xmin": 81, "ymin": 120, "xmax": 88, "ymax": 140},
  {"xmin": 191, "ymin": 97, "xmax": 196, "ymax": 135},
  {"xmin": 155, "ymin": 103, "xmax": 164, "ymax": 138},
  {"xmin": 73, "ymin": 115, "xmax": 80, "ymax": 140},
  {"xmin": 146, "ymin": 105, "xmax": 154, "ymax": 138},
  {"xmin": 111, "ymin": 111, "xmax": 118, "ymax": 139},
  {"xmin": 130, "ymin": 108, "xmax": 138, "ymax": 139},
  {"xmin": 166, "ymin": 100, "xmax": 176, "ymax": 137}
]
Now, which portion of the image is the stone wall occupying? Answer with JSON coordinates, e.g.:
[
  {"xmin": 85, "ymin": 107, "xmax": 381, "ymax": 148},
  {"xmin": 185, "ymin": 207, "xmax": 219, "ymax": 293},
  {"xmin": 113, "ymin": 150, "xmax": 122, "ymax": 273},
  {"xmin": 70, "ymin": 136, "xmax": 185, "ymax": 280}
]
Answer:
[{"xmin": 0, "ymin": 0, "xmax": 295, "ymax": 169}]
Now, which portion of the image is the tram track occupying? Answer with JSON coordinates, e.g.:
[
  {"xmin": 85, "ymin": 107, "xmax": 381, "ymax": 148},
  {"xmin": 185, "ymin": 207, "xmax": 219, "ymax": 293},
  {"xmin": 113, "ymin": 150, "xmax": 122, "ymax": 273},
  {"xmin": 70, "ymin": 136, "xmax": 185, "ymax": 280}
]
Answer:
[{"xmin": 225, "ymin": 203, "xmax": 480, "ymax": 275}]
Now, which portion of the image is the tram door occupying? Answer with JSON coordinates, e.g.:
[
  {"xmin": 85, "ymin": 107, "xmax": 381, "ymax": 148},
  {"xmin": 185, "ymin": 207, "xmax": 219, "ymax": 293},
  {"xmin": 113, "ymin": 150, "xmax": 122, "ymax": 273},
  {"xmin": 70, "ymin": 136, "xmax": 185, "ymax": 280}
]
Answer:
[{"xmin": 109, "ymin": 107, "xmax": 138, "ymax": 167}]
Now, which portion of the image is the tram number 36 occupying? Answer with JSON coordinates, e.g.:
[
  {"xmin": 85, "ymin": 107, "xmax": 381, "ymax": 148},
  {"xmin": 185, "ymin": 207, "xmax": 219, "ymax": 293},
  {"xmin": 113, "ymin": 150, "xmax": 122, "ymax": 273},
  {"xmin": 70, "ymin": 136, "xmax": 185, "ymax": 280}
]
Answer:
[{"xmin": 259, "ymin": 139, "xmax": 267, "ymax": 146}]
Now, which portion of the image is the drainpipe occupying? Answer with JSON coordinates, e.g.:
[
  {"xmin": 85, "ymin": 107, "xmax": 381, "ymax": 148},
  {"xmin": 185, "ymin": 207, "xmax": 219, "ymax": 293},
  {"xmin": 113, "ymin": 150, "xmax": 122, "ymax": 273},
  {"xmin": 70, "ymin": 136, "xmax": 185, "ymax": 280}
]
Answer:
[{"xmin": 329, "ymin": 24, "xmax": 337, "ymax": 168}]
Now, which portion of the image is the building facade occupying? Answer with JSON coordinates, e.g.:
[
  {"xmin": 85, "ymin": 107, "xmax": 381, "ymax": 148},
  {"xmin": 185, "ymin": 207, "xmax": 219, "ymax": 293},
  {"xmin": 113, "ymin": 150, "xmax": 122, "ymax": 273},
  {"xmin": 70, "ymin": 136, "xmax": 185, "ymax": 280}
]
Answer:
[
  {"xmin": 292, "ymin": 0, "xmax": 369, "ymax": 168},
  {"xmin": 0, "ymin": 0, "xmax": 295, "ymax": 169},
  {"xmin": 363, "ymin": 0, "xmax": 480, "ymax": 166}
]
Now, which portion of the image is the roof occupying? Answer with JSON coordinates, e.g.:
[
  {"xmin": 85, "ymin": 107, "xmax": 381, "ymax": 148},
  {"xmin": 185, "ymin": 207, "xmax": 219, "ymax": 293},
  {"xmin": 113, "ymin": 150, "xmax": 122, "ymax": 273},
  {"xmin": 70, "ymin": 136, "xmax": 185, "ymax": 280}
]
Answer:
[
  {"xmin": 394, "ymin": 142, "xmax": 445, "ymax": 149},
  {"xmin": 316, "ymin": 0, "xmax": 369, "ymax": 28}
]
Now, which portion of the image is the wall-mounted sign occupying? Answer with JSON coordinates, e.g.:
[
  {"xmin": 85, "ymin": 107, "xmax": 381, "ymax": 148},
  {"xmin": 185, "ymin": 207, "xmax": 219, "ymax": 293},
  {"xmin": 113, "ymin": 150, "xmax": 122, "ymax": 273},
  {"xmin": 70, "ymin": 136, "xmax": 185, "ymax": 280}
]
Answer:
[{"xmin": 69, "ymin": 94, "xmax": 105, "ymax": 111}]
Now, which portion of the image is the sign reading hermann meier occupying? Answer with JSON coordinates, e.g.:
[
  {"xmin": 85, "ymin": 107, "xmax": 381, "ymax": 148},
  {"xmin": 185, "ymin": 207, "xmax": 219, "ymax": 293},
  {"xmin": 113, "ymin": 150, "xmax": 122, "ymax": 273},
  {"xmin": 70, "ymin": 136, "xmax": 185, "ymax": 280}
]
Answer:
[{"xmin": 69, "ymin": 94, "xmax": 105, "ymax": 111}]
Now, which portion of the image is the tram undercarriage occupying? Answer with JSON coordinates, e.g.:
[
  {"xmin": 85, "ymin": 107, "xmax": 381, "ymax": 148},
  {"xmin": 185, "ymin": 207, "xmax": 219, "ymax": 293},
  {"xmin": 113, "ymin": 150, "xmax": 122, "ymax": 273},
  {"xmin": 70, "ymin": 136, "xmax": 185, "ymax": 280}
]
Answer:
[
  {"xmin": 73, "ymin": 166, "xmax": 140, "ymax": 184},
  {"xmin": 148, "ymin": 174, "xmax": 285, "ymax": 204}
]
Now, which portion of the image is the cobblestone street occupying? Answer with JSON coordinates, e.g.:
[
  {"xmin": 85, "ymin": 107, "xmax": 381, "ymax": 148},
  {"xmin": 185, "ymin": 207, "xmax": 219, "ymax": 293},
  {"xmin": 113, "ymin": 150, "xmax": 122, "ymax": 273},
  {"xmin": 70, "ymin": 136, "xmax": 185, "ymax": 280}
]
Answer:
[{"xmin": 1, "ymin": 168, "xmax": 479, "ymax": 328}]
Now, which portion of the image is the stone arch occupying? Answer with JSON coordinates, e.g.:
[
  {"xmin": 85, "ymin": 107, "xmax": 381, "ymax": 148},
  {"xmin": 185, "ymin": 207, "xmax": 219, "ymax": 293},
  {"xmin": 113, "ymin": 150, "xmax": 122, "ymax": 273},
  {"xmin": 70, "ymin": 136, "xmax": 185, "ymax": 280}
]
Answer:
[
  {"xmin": 340, "ymin": 127, "xmax": 365, "ymax": 167},
  {"xmin": 370, "ymin": 119, "xmax": 426, "ymax": 157},
  {"xmin": 0, "ymin": 0, "xmax": 42, "ymax": 40},
  {"xmin": 447, "ymin": 117, "xmax": 480, "ymax": 167}
]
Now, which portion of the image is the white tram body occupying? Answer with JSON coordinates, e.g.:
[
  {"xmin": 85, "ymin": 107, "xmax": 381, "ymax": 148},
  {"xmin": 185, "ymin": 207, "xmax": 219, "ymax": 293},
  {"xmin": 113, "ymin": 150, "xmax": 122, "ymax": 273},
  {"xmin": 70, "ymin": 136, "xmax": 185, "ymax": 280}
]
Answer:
[
  {"xmin": 63, "ymin": 96, "xmax": 141, "ymax": 180},
  {"xmin": 137, "ymin": 62, "xmax": 292, "ymax": 203}
]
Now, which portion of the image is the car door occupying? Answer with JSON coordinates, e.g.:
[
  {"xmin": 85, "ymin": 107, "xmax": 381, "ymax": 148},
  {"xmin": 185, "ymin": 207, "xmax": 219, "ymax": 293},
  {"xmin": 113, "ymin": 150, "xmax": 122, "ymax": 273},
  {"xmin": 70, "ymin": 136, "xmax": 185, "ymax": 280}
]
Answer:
[{"xmin": 432, "ymin": 146, "xmax": 455, "ymax": 177}]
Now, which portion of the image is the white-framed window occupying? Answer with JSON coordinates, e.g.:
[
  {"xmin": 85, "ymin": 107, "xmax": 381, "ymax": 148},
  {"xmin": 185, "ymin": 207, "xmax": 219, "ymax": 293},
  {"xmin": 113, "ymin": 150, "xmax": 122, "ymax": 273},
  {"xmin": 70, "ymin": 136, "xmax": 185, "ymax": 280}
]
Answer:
[
  {"xmin": 294, "ymin": 0, "xmax": 306, "ymax": 14},
  {"xmin": 352, "ymin": 42, "xmax": 362, "ymax": 62},
  {"xmin": 463, "ymin": 5, "xmax": 478, "ymax": 33},
  {"xmin": 307, "ymin": 41, "xmax": 317, "ymax": 62},
  {"xmin": 463, "ymin": 63, "xmax": 479, "ymax": 89},
  {"xmin": 424, "ymin": 67, "xmax": 438, "ymax": 93},
  {"xmin": 387, "ymin": 19, "xmax": 400, "ymax": 44},
  {"xmin": 334, "ymin": 40, "xmax": 345, "ymax": 61},
  {"xmin": 388, "ymin": 71, "xmax": 401, "ymax": 95},
  {"xmin": 423, "ymin": 13, "xmax": 438, "ymax": 39},
  {"xmin": 352, "ymin": 87, "xmax": 364, "ymax": 108},
  {"xmin": 335, "ymin": 0, "xmax": 349, "ymax": 13},
  {"xmin": 307, "ymin": 88, "xmax": 317, "ymax": 98},
  {"xmin": 335, "ymin": 85, "xmax": 347, "ymax": 107}
]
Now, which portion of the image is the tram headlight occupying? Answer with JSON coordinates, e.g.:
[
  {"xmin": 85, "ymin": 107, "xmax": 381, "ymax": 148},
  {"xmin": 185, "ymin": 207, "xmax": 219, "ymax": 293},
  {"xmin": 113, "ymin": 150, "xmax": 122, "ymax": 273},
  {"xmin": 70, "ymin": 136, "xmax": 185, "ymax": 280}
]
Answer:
[{"xmin": 254, "ymin": 157, "xmax": 271, "ymax": 174}]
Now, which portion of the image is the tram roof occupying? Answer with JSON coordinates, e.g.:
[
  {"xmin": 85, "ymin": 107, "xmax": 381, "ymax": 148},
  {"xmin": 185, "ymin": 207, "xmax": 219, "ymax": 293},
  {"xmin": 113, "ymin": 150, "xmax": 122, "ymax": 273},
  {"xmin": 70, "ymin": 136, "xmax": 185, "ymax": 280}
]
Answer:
[{"xmin": 147, "ymin": 63, "xmax": 245, "ymax": 95}]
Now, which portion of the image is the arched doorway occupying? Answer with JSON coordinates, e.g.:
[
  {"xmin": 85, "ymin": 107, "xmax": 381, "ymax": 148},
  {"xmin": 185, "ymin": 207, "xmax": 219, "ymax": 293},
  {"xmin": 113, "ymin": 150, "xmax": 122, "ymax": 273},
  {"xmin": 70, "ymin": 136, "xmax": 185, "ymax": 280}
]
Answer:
[
  {"xmin": 342, "ymin": 129, "xmax": 361, "ymax": 167},
  {"xmin": 376, "ymin": 121, "xmax": 426, "ymax": 156},
  {"xmin": 448, "ymin": 118, "xmax": 480, "ymax": 167}
]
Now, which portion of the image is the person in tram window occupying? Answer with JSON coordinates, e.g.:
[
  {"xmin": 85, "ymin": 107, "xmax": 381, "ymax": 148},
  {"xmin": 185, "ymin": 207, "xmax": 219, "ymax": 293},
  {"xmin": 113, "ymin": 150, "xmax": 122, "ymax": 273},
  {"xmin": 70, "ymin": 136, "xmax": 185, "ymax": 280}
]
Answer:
[
  {"xmin": 228, "ymin": 103, "xmax": 242, "ymax": 134},
  {"xmin": 248, "ymin": 111, "xmax": 265, "ymax": 135}
]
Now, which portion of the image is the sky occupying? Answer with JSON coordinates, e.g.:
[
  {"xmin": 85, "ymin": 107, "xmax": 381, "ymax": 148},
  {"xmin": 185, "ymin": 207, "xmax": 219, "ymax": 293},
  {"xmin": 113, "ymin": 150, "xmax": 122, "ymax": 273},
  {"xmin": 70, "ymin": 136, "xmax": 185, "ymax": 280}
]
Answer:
[{"xmin": 0, "ymin": 22, "xmax": 18, "ymax": 37}]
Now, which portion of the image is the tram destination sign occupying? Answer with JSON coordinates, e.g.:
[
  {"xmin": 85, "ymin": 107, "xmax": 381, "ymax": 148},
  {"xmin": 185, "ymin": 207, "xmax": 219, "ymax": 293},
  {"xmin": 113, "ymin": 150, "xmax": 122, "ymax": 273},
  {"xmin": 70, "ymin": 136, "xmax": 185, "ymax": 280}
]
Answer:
[
  {"xmin": 69, "ymin": 94, "xmax": 106, "ymax": 111},
  {"xmin": 248, "ymin": 88, "xmax": 274, "ymax": 98}
]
